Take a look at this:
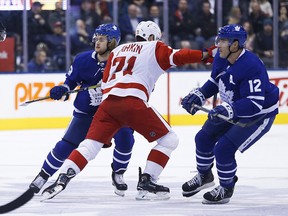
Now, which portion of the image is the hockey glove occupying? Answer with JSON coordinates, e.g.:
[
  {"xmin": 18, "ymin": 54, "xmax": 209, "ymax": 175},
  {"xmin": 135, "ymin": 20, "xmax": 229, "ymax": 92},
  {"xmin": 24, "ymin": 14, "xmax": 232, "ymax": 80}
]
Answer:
[
  {"xmin": 181, "ymin": 88, "xmax": 206, "ymax": 115},
  {"xmin": 202, "ymin": 45, "xmax": 218, "ymax": 65},
  {"xmin": 208, "ymin": 102, "xmax": 234, "ymax": 123},
  {"xmin": 50, "ymin": 85, "xmax": 70, "ymax": 101}
]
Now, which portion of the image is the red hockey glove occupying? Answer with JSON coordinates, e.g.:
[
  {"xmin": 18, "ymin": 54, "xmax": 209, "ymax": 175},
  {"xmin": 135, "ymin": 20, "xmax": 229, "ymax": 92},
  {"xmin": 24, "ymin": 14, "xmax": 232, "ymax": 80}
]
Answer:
[{"xmin": 202, "ymin": 45, "xmax": 218, "ymax": 65}]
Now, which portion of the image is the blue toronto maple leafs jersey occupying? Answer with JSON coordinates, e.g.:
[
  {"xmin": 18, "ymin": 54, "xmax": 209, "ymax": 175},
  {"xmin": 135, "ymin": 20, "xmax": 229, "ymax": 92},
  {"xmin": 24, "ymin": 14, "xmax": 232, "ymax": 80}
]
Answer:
[
  {"xmin": 63, "ymin": 50, "xmax": 106, "ymax": 116},
  {"xmin": 203, "ymin": 49, "xmax": 279, "ymax": 120}
]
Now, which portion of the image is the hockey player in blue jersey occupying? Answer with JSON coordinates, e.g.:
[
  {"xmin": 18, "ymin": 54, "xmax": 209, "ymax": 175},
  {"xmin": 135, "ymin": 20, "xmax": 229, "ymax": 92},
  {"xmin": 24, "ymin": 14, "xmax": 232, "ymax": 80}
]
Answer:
[
  {"xmin": 29, "ymin": 23, "xmax": 134, "ymax": 197},
  {"xmin": 181, "ymin": 24, "xmax": 279, "ymax": 204}
]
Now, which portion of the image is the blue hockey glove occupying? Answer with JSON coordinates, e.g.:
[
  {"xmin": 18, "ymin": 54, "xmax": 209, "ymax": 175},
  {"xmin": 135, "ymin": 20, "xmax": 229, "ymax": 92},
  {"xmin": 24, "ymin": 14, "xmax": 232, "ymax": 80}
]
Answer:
[
  {"xmin": 208, "ymin": 102, "xmax": 234, "ymax": 123},
  {"xmin": 181, "ymin": 88, "xmax": 206, "ymax": 115},
  {"xmin": 50, "ymin": 85, "xmax": 69, "ymax": 101}
]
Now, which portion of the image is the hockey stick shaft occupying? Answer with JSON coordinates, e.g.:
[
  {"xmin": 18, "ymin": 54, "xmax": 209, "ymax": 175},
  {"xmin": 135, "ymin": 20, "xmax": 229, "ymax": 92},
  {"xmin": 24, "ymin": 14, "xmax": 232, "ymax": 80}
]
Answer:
[
  {"xmin": 212, "ymin": 93, "xmax": 217, "ymax": 108},
  {"xmin": 191, "ymin": 104, "xmax": 247, "ymax": 127},
  {"xmin": 20, "ymin": 84, "xmax": 100, "ymax": 106},
  {"xmin": 192, "ymin": 104, "xmax": 267, "ymax": 127}
]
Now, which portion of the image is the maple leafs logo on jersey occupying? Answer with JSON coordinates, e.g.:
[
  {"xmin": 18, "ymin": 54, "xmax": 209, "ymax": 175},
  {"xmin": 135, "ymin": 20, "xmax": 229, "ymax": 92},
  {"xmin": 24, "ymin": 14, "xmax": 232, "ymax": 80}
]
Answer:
[
  {"xmin": 219, "ymin": 79, "xmax": 234, "ymax": 103},
  {"xmin": 68, "ymin": 65, "xmax": 73, "ymax": 76},
  {"xmin": 235, "ymin": 26, "xmax": 241, "ymax": 31},
  {"xmin": 89, "ymin": 83, "xmax": 102, "ymax": 106}
]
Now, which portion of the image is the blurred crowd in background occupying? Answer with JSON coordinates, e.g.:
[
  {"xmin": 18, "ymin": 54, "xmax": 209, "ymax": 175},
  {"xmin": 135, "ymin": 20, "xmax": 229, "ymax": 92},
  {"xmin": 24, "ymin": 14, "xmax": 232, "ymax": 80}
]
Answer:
[{"xmin": 0, "ymin": 0, "xmax": 288, "ymax": 73}]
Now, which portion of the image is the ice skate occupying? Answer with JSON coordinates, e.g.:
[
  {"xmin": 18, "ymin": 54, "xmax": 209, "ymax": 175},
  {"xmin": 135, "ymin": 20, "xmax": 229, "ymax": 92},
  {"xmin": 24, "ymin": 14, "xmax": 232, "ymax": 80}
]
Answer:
[
  {"xmin": 112, "ymin": 170, "xmax": 127, "ymax": 197},
  {"xmin": 29, "ymin": 171, "xmax": 49, "ymax": 193},
  {"xmin": 136, "ymin": 167, "xmax": 170, "ymax": 200},
  {"xmin": 202, "ymin": 176, "xmax": 238, "ymax": 204},
  {"xmin": 41, "ymin": 168, "xmax": 76, "ymax": 201},
  {"xmin": 182, "ymin": 171, "xmax": 215, "ymax": 197}
]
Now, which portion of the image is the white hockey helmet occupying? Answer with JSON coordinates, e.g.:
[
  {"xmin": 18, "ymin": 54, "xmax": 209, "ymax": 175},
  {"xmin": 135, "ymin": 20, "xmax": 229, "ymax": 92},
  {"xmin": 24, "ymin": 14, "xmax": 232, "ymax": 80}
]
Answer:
[{"xmin": 135, "ymin": 21, "xmax": 161, "ymax": 41}]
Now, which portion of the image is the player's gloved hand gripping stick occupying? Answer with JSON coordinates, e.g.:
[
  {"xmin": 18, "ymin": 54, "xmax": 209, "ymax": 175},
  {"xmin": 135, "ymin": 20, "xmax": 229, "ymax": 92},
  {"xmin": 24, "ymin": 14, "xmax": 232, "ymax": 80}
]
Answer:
[
  {"xmin": 191, "ymin": 104, "xmax": 266, "ymax": 128},
  {"xmin": 19, "ymin": 84, "xmax": 100, "ymax": 106}
]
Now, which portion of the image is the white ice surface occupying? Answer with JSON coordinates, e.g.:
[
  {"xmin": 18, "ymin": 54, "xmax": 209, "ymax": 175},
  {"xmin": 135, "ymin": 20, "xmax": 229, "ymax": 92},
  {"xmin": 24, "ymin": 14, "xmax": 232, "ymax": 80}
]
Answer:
[{"xmin": 0, "ymin": 125, "xmax": 288, "ymax": 216}]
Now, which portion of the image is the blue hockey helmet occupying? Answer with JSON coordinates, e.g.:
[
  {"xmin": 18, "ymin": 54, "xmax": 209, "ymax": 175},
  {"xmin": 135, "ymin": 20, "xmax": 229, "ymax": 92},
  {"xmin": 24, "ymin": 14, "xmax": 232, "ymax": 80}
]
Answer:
[
  {"xmin": 216, "ymin": 24, "xmax": 247, "ymax": 48},
  {"xmin": 93, "ymin": 23, "xmax": 121, "ymax": 45}
]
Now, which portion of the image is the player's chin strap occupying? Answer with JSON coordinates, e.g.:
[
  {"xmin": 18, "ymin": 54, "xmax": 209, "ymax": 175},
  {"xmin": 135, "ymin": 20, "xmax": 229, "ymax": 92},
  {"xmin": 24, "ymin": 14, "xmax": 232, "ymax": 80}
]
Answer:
[
  {"xmin": 226, "ymin": 45, "xmax": 240, "ymax": 59},
  {"xmin": 226, "ymin": 41, "xmax": 242, "ymax": 60}
]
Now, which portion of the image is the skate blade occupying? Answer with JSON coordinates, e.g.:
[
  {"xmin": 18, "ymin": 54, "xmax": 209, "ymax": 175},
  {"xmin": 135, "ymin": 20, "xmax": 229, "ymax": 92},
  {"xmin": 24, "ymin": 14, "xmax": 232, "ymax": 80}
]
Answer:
[
  {"xmin": 135, "ymin": 190, "xmax": 170, "ymax": 201},
  {"xmin": 202, "ymin": 197, "xmax": 230, "ymax": 205},
  {"xmin": 114, "ymin": 188, "xmax": 125, "ymax": 197},
  {"xmin": 41, "ymin": 185, "xmax": 64, "ymax": 201}
]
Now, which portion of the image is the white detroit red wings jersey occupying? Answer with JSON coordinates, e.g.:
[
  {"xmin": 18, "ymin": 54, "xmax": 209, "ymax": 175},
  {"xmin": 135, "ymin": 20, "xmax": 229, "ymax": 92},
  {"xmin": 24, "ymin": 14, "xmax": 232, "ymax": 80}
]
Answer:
[{"xmin": 102, "ymin": 40, "xmax": 203, "ymax": 101}]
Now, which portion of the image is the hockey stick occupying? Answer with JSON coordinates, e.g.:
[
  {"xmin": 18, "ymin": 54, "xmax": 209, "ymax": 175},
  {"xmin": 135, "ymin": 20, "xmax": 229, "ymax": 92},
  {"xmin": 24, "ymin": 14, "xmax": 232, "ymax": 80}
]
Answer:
[
  {"xmin": 212, "ymin": 94, "xmax": 217, "ymax": 108},
  {"xmin": 19, "ymin": 84, "xmax": 100, "ymax": 107},
  {"xmin": 0, "ymin": 188, "xmax": 34, "ymax": 214},
  {"xmin": 191, "ymin": 104, "xmax": 265, "ymax": 128}
]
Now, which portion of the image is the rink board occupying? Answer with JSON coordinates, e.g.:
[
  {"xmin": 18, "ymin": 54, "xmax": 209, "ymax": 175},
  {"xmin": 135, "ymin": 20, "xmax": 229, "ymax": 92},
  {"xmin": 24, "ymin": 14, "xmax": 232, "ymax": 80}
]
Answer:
[{"xmin": 0, "ymin": 71, "xmax": 287, "ymax": 130}]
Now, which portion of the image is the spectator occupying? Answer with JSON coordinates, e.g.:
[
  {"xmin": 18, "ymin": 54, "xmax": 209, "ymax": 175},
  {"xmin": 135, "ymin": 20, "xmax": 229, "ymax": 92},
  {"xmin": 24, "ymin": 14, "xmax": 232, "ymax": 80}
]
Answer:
[
  {"xmin": 169, "ymin": 0, "xmax": 195, "ymax": 47},
  {"xmin": 221, "ymin": 0, "xmax": 250, "ymax": 25},
  {"xmin": 248, "ymin": 0, "xmax": 267, "ymax": 34},
  {"xmin": 15, "ymin": 34, "xmax": 24, "ymax": 72},
  {"xmin": 254, "ymin": 18, "xmax": 274, "ymax": 68},
  {"xmin": 0, "ymin": 10, "xmax": 22, "ymax": 40},
  {"xmin": 35, "ymin": 42, "xmax": 58, "ymax": 71},
  {"xmin": 194, "ymin": 1, "xmax": 217, "ymax": 49},
  {"xmin": 279, "ymin": 21, "xmax": 288, "ymax": 68},
  {"xmin": 132, "ymin": 0, "xmax": 149, "ymax": 19},
  {"xmin": 118, "ymin": 3, "xmax": 143, "ymax": 42},
  {"xmin": 242, "ymin": 20, "xmax": 255, "ymax": 51},
  {"xmin": 0, "ymin": 20, "xmax": 6, "ymax": 42},
  {"xmin": 279, "ymin": 5, "xmax": 288, "ymax": 29},
  {"xmin": 80, "ymin": 0, "xmax": 101, "ymax": 37},
  {"xmin": 48, "ymin": 1, "xmax": 66, "ymax": 31},
  {"xmin": 27, "ymin": 50, "xmax": 48, "ymax": 73},
  {"xmin": 280, "ymin": 0, "xmax": 288, "ymax": 7},
  {"xmin": 226, "ymin": 6, "xmax": 244, "ymax": 25},
  {"xmin": 259, "ymin": 0, "xmax": 273, "ymax": 18},
  {"xmin": 44, "ymin": 21, "xmax": 66, "ymax": 71},
  {"xmin": 27, "ymin": 1, "xmax": 52, "ymax": 59},
  {"xmin": 147, "ymin": 4, "xmax": 163, "ymax": 31},
  {"xmin": 94, "ymin": 0, "xmax": 112, "ymax": 23},
  {"xmin": 71, "ymin": 19, "xmax": 93, "ymax": 56}
]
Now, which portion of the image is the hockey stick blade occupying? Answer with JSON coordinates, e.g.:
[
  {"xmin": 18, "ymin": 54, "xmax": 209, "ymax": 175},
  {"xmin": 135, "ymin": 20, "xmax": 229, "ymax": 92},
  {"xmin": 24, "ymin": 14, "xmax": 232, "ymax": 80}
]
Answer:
[
  {"xmin": 19, "ymin": 96, "xmax": 51, "ymax": 106},
  {"xmin": 19, "ymin": 84, "xmax": 100, "ymax": 107},
  {"xmin": 0, "ymin": 188, "xmax": 34, "ymax": 214}
]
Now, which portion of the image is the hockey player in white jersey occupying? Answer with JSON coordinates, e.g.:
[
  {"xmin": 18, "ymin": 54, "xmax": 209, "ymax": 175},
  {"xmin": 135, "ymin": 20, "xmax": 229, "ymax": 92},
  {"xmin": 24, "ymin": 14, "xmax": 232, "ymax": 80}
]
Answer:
[
  {"xmin": 181, "ymin": 24, "xmax": 279, "ymax": 204},
  {"xmin": 41, "ymin": 20, "xmax": 217, "ymax": 201},
  {"xmin": 29, "ymin": 24, "xmax": 135, "ymax": 197}
]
